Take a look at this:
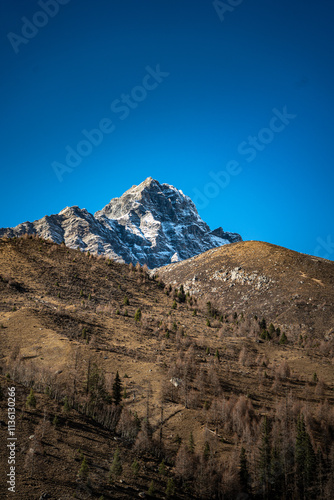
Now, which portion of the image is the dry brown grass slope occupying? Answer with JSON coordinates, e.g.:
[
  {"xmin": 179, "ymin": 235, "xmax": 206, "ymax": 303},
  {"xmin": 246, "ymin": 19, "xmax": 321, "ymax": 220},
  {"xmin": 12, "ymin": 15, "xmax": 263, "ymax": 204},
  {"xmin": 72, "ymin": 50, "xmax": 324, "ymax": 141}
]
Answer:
[
  {"xmin": 155, "ymin": 240, "xmax": 334, "ymax": 342},
  {"xmin": 0, "ymin": 236, "xmax": 333, "ymax": 499}
]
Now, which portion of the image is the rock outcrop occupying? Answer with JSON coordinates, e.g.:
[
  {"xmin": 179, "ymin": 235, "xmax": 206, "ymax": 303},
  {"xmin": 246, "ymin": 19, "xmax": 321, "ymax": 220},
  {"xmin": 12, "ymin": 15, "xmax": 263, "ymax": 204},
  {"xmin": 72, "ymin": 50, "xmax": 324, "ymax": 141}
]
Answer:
[{"xmin": 0, "ymin": 177, "xmax": 242, "ymax": 268}]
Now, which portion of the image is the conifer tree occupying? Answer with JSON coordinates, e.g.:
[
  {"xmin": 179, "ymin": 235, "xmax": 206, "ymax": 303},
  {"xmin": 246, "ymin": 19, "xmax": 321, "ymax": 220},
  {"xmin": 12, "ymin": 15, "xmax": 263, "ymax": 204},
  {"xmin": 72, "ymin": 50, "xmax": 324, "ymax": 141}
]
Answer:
[
  {"xmin": 203, "ymin": 441, "xmax": 210, "ymax": 461},
  {"xmin": 259, "ymin": 317, "xmax": 267, "ymax": 330},
  {"xmin": 147, "ymin": 480, "xmax": 155, "ymax": 496},
  {"xmin": 279, "ymin": 332, "xmax": 288, "ymax": 344},
  {"xmin": 178, "ymin": 284, "xmax": 186, "ymax": 303},
  {"xmin": 112, "ymin": 371, "xmax": 122, "ymax": 406},
  {"xmin": 63, "ymin": 395, "xmax": 70, "ymax": 414},
  {"xmin": 239, "ymin": 447, "xmax": 250, "ymax": 494},
  {"xmin": 259, "ymin": 416, "xmax": 271, "ymax": 497},
  {"xmin": 78, "ymin": 456, "xmax": 89, "ymax": 481},
  {"xmin": 131, "ymin": 459, "xmax": 140, "ymax": 477},
  {"xmin": 268, "ymin": 323, "xmax": 276, "ymax": 335},
  {"xmin": 315, "ymin": 448, "xmax": 326, "ymax": 498},
  {"xmin": 134, "ymin": 308, "xmax": 142, "ymax": 322},
  {"xmin": 166, "ymin": 477, "xmax": 175, "ymax": 497},
  {"xmin": 109, "ymin": 448, "xmax": 122, "ymax": 482},
  {"xmin": 295, "ymin": 414, "xmax": 316, "ymax": 497},
  {"xmin": 271, "ymin": 444, "xmax": 284, "ymax": 498},
  {"xmin": 26, "ymin": 388, "xmax": 36, "ymax": 408},
  {"xmin": 158, "ymin": 459, "xmax": 166, "ymax": 476},
  {"xmin": 189, "ymin": 431, "xmax": 195, "ymax": 454}
]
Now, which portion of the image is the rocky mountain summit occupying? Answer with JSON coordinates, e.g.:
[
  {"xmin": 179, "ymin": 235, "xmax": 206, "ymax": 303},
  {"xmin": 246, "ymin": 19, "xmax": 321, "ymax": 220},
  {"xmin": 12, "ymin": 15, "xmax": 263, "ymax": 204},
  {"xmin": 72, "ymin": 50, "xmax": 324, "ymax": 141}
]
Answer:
[{"xmin": 0, "ymin": 177, "xmax": 241, "ymax": 268}]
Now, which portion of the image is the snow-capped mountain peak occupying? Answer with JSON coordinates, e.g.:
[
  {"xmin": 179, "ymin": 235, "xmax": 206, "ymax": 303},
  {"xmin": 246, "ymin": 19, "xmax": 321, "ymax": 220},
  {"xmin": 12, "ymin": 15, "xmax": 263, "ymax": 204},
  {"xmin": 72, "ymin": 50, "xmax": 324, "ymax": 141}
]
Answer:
[{"xmin": 0, "ymin": 178, "xmax": 242, "ymax": 268}]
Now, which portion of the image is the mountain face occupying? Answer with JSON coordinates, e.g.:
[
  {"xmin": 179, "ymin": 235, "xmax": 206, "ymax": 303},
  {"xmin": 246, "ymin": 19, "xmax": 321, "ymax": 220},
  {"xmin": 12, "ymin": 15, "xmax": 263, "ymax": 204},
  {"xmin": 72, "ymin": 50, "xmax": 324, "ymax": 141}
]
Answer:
[
  {"xmin": 0, "ymin": 177, "xmax": 241, "ymax": 268},
  {"xmin": 154, "ymin": 240, "xmax": 334, "ymax": 340}
]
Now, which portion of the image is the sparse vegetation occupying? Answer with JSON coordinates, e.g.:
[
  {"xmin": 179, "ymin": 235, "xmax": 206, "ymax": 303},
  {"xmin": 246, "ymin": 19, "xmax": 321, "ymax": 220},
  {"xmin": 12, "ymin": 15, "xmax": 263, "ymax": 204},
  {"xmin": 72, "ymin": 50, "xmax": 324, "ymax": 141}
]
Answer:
[
  {"xmin": 134, "ymin": 308, "xmax": 142, "ymax": 322},
  {"xmin": 0, "ymin": 237, "xmax": 333, "ymax": 499},
  {"xmin": 26, "ymin": 388, "xmax": 36, "ymax": 408}
]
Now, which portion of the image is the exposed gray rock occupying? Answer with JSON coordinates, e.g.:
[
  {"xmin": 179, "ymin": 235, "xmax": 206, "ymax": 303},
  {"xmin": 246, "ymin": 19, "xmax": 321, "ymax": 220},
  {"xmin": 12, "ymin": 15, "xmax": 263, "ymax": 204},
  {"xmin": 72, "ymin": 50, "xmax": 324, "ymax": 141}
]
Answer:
[{"xmin": 0, "ymin": 177, "xmax": 241, "ymax": 268}]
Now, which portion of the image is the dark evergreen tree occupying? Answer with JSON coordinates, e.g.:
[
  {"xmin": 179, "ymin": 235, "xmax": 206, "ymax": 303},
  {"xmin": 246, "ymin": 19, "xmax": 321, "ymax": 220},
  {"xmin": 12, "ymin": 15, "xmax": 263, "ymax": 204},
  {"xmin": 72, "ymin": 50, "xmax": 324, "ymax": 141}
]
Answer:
[
  {"xmin": 131, "ymin": 459, "xmax": 140, "ymax": 477},
  {"xmin": 78, "ymin": 456, "xmax": 89, "ymax": 481},
  {"xmin": 134, "ymin": 308, "xmax": 142, "ymax": 322},
  {"xmin": 158, "ymin": 459, "xmax": 166, "ymax": 476},
  {"xmin": 239, "ymin": 447, "xmax": 250, "ymax": 495},
  {"xmin": 268, "ymin": 323, "xmax": 276, "ymax": 335},
  {"xmin": 271, "ymin": 444, "xmax": 284, "ymax": 499},
  {"xmin": 166, "ymin": 478, "xmax": 175, "ymax": 497},
  {"xmin": 203, "ymin": 441, "xmax": 210, "ymax": 461},
  {"xmin": 63, "ymin": 395, "xmax": 70, "ymax": 414},
  {"xmin": 178, "ymin": 284, "xmax": 186, "ymax": 303},
  {"xmin": 112, "ymin": 371, "xmax": 122, "ymax": 406},
  {"xmin": 259, "ymin": 317, "xmax": 267, "ymax": 330},
  {"xmin": 189, "ymin": 431, "xmax": 195, "ymax": 454},
  {"xmin": 109, "ymin": 448, "xmax": 122, "ymax": 482},
  {"xmin": 259, "ymin": 416, "xmax": 271, "ymax": 498},
  {"xmin": 26, "ymin": 388, "xmax": 36, "ymax": 408},
  {"xmin": 279, "ymin": 332, "xmax": 288, "ymax": 344},
  {"xmin": 295, "ymin": 414, "xmax": 316, "ymax": 498},
  {"xmin": 147, "ymin": 480, "xmax": 155, "ymax": 496},
  {"xmin": 87, "ymin": 362, "xmax": 110, "ymax": 403},
  {"xmin": 123, "ymin": 295, "xmax": 129, "ymax": 306},
  {"xmin": 315, "ymin": 448, "xmax": 326, "ymax": 499}
]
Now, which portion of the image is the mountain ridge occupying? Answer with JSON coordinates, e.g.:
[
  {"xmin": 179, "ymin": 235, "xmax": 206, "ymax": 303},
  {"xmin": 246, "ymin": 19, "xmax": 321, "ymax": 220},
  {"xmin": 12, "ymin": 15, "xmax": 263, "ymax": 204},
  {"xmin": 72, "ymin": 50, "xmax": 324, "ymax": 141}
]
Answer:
[
  {"xmin": 0, "ymin": 177, "xmax": 241, "ymax": 268},
  {"xmin": 154, "ymin": 240, "xmax": 334, "ymax": 341}
]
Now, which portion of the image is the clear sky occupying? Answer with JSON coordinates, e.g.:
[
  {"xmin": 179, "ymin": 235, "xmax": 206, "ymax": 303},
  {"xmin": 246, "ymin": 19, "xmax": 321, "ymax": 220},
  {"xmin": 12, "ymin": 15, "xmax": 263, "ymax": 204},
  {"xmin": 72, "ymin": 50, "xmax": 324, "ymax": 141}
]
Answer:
[{"xmin": 1, "ymin": 0, "xmax": 333, "ymax": 260}]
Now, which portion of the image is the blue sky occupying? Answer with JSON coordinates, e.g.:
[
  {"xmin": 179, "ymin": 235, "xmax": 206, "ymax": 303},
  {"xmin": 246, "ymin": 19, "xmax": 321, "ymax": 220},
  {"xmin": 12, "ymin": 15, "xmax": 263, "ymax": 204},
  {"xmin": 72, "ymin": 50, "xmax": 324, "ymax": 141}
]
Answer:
[{"xmin": 0, "ymin": 0, "xmax": 333, "ymax": 259}]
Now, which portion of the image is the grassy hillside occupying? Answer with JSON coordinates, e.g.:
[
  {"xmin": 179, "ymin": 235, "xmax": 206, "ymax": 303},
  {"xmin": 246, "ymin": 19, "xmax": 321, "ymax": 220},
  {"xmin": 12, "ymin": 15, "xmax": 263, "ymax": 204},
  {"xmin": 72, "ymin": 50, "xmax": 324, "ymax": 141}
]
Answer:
[
  {"xmin": 155, "ymin": 240, "xmax": 334, "ymax": 342},
  {"xmin": 0, "ymin": 236, "xmax": 333, "ymax": 499}
]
